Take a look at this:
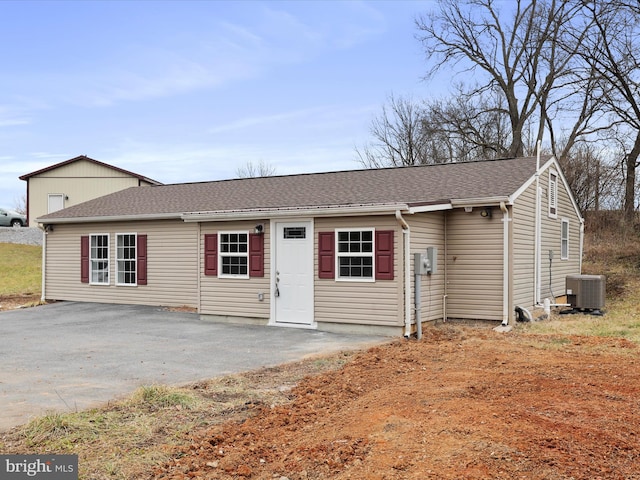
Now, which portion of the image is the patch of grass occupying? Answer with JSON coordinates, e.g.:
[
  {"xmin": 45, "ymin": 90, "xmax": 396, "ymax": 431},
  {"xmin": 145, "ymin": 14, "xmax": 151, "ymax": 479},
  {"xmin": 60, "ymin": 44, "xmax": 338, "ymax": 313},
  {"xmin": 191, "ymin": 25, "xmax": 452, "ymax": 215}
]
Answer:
[
  {"xmin": 0, "ymin": 243, "xmax": 42, "ymax": 296},
  {"xmin": 1, "ymin": 357, "xmax": 354, "ymax": 479},
  {"xmin": 131, "ymin": 385, "xmax": 200, "ymax": 411},
  {"xmin": 518, "ymin": 232, "xmax": 640, "ymax": 346}
]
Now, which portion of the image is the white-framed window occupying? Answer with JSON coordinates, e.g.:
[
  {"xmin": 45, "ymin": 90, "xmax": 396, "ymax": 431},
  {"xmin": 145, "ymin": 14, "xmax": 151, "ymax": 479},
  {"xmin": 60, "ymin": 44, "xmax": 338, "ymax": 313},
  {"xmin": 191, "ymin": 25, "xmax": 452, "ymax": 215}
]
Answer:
[
  {"xmin": 561, "ymin": 219, "xmax": 569, "ymax": 260},
  {"xmin": 116, "ymin": 233, "xmax": 137, "ymax": 285},
  {"xmin": 219, "ymin": 231, "xmax": 249, "ymax": 278},
  {"xmin": 48, "ymin": 193, "xmax": 65, "ymax": 213},
  {"xmin": 549, "ymin": 169, "xmax": 558, "ymax": 218},
  {"xmin": 90, "ymin": 234, "xmax": 109, "ymax": 285},
  {"xmin": 336, "ymin": 228, "xmax": 374, "ymax": 281}
]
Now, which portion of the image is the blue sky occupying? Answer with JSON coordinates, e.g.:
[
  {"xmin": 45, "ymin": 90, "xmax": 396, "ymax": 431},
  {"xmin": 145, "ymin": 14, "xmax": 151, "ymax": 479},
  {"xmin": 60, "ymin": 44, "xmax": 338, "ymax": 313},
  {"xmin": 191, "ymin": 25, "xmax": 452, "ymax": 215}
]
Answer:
[{"xmin": 0, "ymin": 0, "xmax": 437, "ymax": 209}]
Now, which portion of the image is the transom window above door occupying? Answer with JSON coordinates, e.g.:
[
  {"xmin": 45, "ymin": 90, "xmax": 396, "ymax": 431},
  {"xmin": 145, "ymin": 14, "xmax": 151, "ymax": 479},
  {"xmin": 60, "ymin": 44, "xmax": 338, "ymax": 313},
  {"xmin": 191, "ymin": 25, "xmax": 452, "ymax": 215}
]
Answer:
[{"xmin": 283, "ymin": 227, "xmax": 306, "ymax": 239}]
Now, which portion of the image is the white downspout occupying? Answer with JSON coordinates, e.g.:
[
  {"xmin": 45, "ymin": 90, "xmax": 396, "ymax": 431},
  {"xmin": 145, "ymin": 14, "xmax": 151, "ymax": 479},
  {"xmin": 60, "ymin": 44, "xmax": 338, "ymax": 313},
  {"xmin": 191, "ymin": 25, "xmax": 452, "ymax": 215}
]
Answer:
[
  {"xmin": 41, "ymin": 227, "xmax": 47, "ymax": 302},
  {"xmin": 579, "ymin": 220, "xmax": 584, "ymax": 273},
  {"xmin": 500, "ymin": 202, "xmax": 510, "ymax": 325},
  {"xmin": 534, "ymin": 141, "xmax": 542, "ymax": 306},
  {"xmin": 395, "ymin": 210, "xmax": 412, "ymax": 338}
]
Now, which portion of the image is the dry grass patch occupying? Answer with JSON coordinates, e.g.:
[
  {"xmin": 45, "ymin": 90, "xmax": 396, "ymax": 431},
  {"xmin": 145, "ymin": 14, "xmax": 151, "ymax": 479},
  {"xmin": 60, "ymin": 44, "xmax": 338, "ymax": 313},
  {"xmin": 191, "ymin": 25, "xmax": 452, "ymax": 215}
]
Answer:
[{"xmin": 0, "ymin": 354, "xmax": 355, "ymax": 479}]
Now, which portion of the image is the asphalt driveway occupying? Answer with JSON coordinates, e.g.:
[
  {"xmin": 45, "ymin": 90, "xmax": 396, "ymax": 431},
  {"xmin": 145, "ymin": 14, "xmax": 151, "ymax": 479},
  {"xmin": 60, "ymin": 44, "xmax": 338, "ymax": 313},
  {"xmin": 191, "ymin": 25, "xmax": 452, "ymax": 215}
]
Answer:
[{"xmin": 0, "ymin": 302, "xmax": 387, "ymax": 431}]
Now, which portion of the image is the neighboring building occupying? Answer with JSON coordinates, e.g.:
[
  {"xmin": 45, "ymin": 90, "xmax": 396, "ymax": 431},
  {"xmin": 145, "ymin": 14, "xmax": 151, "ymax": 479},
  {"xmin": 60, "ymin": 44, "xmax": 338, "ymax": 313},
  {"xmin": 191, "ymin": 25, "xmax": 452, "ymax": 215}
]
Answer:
[
  {"xmin": 36, "ymin": 156, "xmax": 583, "ymax": 336},
  {"xmin": 20, "ymin": 155, "xmax": 162, "ymax": 227}
]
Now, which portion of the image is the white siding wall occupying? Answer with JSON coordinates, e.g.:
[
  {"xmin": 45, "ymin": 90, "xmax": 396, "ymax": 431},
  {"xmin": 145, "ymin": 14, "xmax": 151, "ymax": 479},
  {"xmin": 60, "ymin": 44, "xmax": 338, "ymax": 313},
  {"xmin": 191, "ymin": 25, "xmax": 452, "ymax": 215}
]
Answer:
[
  {"xmin": 512, "ymin": 181, "xmax": 536, "ymax": 309},
  {"xmin": 315, "ymin": 216, "xmax": 403, "ymax": 327},
  {"xmin": 445, "ymin": 208, "xmax": 504, "ymax": 321},
  {"xmin": 44, "ymin": 220, "xmax": 198, "ymax": 307},
  {"xmin": 408, "ymin": 212, "xmax": 446, "ymax": 323},
  {"xmin": 28, "ymin": 160, "xmax": 153, "ymax": 226},
  {"xmin": 539, "ymin": 168, "xmax": 582, "ymax": 300},
  {"xmin": 199, "ymin": 221, "xmax": 271, "ymax": 319}
]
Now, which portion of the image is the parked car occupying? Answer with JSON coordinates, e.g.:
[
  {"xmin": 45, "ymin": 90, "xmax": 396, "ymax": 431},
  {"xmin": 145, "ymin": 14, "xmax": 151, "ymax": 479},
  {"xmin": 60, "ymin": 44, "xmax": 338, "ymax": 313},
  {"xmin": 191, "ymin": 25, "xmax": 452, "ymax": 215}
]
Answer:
[{"xmin": 0, "ymin": 208, "xmax": 26, "ymax": 227}]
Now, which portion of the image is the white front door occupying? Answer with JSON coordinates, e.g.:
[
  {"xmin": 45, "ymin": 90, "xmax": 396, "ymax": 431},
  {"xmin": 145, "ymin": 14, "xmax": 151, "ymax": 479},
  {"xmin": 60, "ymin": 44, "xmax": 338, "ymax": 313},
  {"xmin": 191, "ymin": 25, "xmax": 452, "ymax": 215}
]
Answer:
[{"xmin": 273, "ymin": 220, "xmax": 314, "ymax": 326}]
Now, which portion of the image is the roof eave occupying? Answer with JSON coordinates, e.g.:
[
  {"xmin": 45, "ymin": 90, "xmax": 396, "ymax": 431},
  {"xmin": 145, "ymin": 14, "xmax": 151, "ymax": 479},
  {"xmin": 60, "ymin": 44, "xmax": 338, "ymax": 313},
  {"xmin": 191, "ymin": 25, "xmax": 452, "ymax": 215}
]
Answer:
[
  {"xmin": 181, "ymin": 203, "xmax": 410, "ymax": 222},
  {"xmin": 450, "ymin": 196, "xmax": 512, "ymax": 208},
  {"xmin": 36, "ymin": 212, "xmax": 183, "ymax": 225}
]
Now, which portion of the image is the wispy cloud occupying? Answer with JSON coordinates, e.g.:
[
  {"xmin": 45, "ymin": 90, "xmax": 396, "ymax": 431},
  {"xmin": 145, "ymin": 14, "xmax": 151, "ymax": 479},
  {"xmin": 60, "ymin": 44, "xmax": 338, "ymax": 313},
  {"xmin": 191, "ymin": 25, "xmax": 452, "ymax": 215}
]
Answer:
[{"xmin": 44, "ymin": 3, "xmax": 389, "ymax": 108}]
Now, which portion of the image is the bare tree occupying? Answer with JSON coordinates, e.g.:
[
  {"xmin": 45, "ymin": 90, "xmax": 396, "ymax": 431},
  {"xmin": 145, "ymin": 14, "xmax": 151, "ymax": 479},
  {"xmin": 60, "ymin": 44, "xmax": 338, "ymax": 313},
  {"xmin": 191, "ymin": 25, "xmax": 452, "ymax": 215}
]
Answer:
[
  {"xmin": 236, "ymin": 160, "xmax": 277, "ymax": 178},
  {"xmin": 356, "ymin": 94, "xmax": 428, "ymax": 168},
  {"xmin": 422, "ymin": 85, "xmax": 512, "ymax": 162},
  {"xmin": 579, "ymin": 0, "xmax": 640, "ymax": 224},
  {"xmin": 415, "ymin": 0, "xmax": 594, "ymax": 158},
  {"xmin": 12, "ymin": 194, "xmax": 26, "ymax": 215}
]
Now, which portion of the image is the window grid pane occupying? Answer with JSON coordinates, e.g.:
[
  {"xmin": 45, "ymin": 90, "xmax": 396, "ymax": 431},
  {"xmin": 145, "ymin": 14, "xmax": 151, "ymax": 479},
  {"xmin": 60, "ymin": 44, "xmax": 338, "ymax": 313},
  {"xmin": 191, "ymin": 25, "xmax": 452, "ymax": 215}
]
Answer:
[
  {"xmin": 336, "ymin": 230, "xmax": 374, "ymax": 280},
  {"xmin": 117, "ymin": 234, "xmax": 136, "ymax": 284},
  {"xmin": 219, "ymin": 232, "xmax": 249, "ymax": 277},
  {"xmin": 90, "ymin": 234, "xmax": 109, "ymax": 284}
]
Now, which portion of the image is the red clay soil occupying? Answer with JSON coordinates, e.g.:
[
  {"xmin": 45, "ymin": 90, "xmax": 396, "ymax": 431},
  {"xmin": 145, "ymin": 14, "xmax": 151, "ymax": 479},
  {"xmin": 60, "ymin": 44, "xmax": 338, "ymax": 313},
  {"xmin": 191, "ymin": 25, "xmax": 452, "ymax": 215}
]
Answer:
[{"xmin": 152, "ymin": 326, "xmax": 640, "ymax": 480}]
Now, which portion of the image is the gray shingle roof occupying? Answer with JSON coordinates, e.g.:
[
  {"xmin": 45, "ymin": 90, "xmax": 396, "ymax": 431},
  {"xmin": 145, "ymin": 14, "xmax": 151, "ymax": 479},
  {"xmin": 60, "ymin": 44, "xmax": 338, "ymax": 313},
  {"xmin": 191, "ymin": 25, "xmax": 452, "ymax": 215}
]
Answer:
[{"xmin": 38, "ymin": 156, "xmax": 543, "ymax": 222}]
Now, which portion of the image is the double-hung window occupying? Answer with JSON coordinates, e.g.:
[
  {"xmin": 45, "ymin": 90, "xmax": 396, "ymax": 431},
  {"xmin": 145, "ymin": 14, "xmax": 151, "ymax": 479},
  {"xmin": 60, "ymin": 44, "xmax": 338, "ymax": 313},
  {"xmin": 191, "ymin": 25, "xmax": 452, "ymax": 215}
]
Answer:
[
  {"xmin": 116, "ymin": 233, "xmax": 137, "ymax": 285},
  {"xmin": 336, "ymin": 229, "xmax": 374, "ymax": 280},
  {"xmin": 561, "ymin": 219, "xmax": 569, "ymax": 260},
  {"xmin": 90, "ymin": 234, "xmax": 109, "ymax": 284},
  {"xmin": 219, "ymin": 232, "xmax": 249, "ymax": 277}
]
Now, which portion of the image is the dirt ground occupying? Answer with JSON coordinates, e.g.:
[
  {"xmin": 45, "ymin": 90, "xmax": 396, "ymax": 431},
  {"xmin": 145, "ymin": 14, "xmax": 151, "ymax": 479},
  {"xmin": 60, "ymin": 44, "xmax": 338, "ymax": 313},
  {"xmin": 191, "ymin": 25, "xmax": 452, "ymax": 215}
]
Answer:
[
  {"xmin": 0, "ymin": 294, "xmax": 41, "ymax": 311},
  {"xmin": 151, "ymin": 326, "xmax": 640, "ymax": 480}
]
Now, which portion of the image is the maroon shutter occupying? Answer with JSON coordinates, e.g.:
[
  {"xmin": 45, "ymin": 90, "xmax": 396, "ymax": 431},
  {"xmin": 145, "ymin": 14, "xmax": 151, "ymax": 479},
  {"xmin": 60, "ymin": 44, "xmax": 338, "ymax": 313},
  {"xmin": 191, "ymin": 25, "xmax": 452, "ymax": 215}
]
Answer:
[
  {"xmin": 137, "ymin": 234, "xmax": 148, "ymax": 285},
  {"xmin": 249, "ymin": 233, "xmax": 264, "ymax": 277},
  {"xmin": 204, "ymin": 234, "xmax": 218, "ymax": 276},
  {"xmin": 375, "ymin": 230, "xmax": 394, "ymax": 280},
  {"xmin": 80, "ymin": 236, "xmax": 89, "ymax": 283},
  {"xmin": 318, "ymin": 231, "xmax": 335, "ymax": 279}
]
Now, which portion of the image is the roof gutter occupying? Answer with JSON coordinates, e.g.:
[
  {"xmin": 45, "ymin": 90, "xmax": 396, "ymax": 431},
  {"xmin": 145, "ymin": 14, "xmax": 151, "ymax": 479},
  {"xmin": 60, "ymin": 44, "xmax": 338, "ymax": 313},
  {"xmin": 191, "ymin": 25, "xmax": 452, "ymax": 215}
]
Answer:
[
  {"xmin": 36, "ymin": 203, "xmax": 411, "ymax": 226},
  {"xmin": 181, "ymin": 203, "xmax": 410, "ymax": 222},
  {"xmin": 450, "ymin": 196, "xmax": 512, "ymax": 208},
  {"xmin": 36, "ymin": 212, "xmax": 183, "ymax": 225}
]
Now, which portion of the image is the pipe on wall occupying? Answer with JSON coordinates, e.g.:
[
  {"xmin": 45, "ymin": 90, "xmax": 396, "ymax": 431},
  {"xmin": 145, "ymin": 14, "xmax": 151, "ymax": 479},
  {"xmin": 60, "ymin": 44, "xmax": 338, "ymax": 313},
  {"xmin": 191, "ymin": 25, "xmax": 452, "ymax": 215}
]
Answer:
[
  {"xmin": 41, "ymin": 228, "xmax": 47, "ymax": 301},
  {"xmin": 500, "ymin": 201, "xmax": 510, "ymax": 325},
  {"xmin": 395, "ymin": 210, "xmax": 412, "ymax": 338}
]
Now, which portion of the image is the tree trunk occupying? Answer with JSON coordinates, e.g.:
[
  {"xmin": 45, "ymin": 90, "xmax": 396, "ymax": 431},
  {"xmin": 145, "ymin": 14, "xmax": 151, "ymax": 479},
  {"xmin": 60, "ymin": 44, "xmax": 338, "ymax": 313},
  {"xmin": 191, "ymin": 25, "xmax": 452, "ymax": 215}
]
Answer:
[{"xmin": 623, "ymin": 131, "xmax": 640, "ymax": 226}]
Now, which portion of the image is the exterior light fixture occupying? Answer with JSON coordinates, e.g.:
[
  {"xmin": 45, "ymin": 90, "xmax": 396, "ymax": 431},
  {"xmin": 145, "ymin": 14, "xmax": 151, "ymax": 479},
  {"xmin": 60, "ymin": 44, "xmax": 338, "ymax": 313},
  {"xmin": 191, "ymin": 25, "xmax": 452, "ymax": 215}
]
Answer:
[
  {"xmin": 254, "ymin": 224, "xmax": 264, "ymax": 234},
  {"xmin": 480, "ymin": 207, "xmax": 492, "ymax": 218}
]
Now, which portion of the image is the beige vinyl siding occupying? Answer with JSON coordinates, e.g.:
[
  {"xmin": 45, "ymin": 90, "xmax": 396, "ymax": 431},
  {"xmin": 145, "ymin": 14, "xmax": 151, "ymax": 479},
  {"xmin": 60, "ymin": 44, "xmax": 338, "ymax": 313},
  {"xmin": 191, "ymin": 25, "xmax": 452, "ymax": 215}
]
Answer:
[
  {"xmin": 199, "ymin": 221, "xmax": 271, "ymax": 319},
  {"xmin": 445, "ymin": 208, "xmax": 503, "ymax": 321},
  {"xmin": 512, "ymin": 181, "xmax": 537, "ymax": 310},
  {"xmin": 28, "ymin": 159, "xmax": 154, "ymax": 226},
  {"xmin": 315, "ymin": 216, "xmax": 403, "ymax": 326},
  {"xmin": 44, "ymin": 220, "xmax": 198, "ymax": 307},
  {"xmin": 539, "ymin": 168, "xmax": 582, "ymax": 300},
  {"xmin": 408, "ymin": 212, "xmax": 446, "ymax": 323}
]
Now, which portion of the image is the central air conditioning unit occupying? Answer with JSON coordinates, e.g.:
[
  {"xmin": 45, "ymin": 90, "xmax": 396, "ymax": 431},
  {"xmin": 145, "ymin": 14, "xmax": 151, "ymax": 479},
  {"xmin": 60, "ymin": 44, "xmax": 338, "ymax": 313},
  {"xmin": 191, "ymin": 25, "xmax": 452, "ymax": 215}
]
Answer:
[{"xmin": 565, "ymin": 274, "xmax": 606, "ymax": 310}]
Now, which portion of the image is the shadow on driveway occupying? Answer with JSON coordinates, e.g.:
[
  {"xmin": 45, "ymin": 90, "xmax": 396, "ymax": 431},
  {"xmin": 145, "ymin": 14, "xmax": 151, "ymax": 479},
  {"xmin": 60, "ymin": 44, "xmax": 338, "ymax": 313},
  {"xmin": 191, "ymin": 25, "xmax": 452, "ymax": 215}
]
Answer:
[{"xmin": 0, "ymin": 302, "xmax": 388, "ymax": 431}]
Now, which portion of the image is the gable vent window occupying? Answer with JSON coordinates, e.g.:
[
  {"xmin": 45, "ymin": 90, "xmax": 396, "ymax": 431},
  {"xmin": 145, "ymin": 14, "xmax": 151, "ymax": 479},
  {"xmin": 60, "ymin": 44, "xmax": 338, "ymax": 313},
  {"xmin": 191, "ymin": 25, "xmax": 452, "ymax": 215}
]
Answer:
[{"xmin": 549, "ymin": 170, "xmax": 558, "ymax": 218}]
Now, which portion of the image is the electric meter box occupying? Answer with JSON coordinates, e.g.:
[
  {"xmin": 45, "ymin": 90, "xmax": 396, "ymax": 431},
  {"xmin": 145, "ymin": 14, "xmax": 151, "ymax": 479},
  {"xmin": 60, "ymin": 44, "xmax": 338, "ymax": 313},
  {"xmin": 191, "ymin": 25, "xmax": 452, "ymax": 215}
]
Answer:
[{"xmin": 414, "ymin": 247, "xmax": 438, "ymax": 275}]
